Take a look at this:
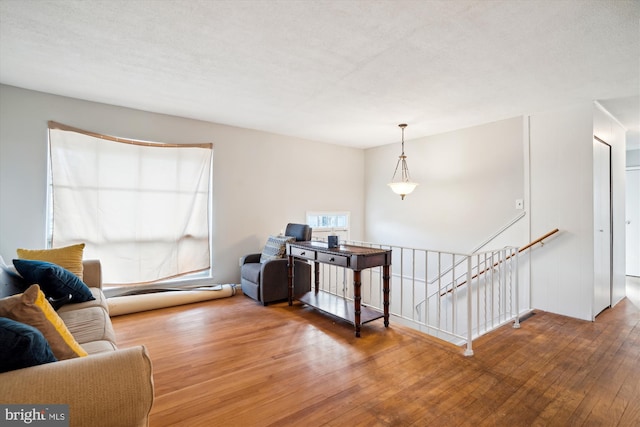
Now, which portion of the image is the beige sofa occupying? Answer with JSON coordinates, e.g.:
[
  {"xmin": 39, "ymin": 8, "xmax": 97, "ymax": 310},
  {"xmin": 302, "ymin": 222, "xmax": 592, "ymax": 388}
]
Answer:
[{"xmin": 0, "ymin": 260, "xmax": 154, "ymax": 427}]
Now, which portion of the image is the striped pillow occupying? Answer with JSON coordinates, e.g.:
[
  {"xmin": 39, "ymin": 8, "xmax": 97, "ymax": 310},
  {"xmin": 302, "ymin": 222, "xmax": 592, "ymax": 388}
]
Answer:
[{"xmin": 260, "ymin": 235, "xmax": 295, "ymax": 263}]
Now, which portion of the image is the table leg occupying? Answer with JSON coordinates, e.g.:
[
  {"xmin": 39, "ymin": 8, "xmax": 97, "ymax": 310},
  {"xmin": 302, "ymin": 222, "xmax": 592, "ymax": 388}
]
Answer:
[
  {"xmin": 354, "ymin": 270, "xmax": 361, "ymax": 337},
  {"xmin": 314, "ymin": 261, "xmax": 320, "ymax": 293},
  {"xmin": 383, "ymin": 264, "xmax": 390, "ymax": 327},
  {"xmin": 287, "ymin": 255, "xmax": 294, "ymax": 306}
]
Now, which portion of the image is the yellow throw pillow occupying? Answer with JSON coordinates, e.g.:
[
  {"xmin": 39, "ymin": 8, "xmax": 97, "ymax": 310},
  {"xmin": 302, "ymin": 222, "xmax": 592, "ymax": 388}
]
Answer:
[
  {"xmin": 0, "ymin": 284, "xmax": 88, "ymax": 360},
  {"xmin": 17, "ymin": 243, "xmax": 85, "ymax": 280}
]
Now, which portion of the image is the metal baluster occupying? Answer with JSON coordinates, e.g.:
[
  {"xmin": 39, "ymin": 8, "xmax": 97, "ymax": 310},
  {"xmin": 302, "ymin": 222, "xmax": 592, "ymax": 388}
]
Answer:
[
  {"xmin": 513, "ymin": 247, "xmax": 521, "ymax": 329},
  {"xmin": 464, "ymin": 255, "xmax": 474, "ymax": 356},
  {"xmin": 491, "ymin": 252, "xmax": 496, "ymax": 329},
  {"xmin": 424, "ymin": 250, "xmax": 429, "ymax": 326},
  {"xmin": 452, "ymin": 254, "xmax": 457, "ymax": 336},
  {"xmin": 483, "ymin": 252, "xmax": 488, "ymax": 334},
  {"xmin": 437, "ymin": 252, "xmax": 442, "ymax": 331},
  {"xmin": 412, "ymin": 248, "xmax": 416, "ymax": 321},
  {"xmin": 400, "ymin": 248, "xmax": 404, "ymax": 320}
]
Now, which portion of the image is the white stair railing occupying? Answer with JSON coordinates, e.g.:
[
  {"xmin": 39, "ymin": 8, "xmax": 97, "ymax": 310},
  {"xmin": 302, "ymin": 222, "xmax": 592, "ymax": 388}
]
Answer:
[
  {"xmin": 425, "ymin": 211, "xmax": 525, "ymax": 289},
  {"xmin": 309, "ymin": 239, "xmax": 521, "ymax": 356},
  {"xmin": 309, "ymin": 228, "xmax": 560, "ymax": 355}
]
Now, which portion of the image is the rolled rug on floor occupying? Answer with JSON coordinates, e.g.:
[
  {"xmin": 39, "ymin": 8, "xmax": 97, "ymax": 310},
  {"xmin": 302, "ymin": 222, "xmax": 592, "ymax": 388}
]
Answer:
[{"xmin": 107, "ymin": 285, "xmax": 236, "ymax": 316}]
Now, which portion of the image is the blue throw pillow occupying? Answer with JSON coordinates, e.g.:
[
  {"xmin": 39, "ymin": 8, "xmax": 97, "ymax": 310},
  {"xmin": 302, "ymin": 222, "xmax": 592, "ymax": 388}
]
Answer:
[
  {"xmin": 0, "ymin": 317, "xmax": 57, "ymax": 373},
  {"xmin": 12, "ymin": 259, "xmax": 95, "ymax": 305}
]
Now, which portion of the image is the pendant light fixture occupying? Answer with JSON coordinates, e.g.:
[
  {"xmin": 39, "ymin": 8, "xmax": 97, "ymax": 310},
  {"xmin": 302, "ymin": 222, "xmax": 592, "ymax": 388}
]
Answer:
[{"xmin": 388, "ymin": 123, "xmax": 418, "ymax": 200}]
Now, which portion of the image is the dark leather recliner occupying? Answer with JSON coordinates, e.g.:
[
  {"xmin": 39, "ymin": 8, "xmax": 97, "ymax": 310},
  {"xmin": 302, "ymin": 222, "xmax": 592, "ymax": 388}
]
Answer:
[{"xmin": 240, "ymin": 223, "xmax": 312, "ymax": 305}]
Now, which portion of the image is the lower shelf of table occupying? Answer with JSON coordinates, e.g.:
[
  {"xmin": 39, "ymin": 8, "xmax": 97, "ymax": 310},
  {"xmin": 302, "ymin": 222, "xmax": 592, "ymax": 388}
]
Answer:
[{"xmin": 296, "ymin": 291, "xmax": 384, "ymax": 325}]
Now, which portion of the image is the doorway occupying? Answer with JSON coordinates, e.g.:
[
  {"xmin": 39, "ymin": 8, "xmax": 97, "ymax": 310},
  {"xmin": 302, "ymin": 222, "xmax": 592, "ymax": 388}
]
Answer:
[
  {"xmin": 627, "ymin": 167, "xmax": 640, "ymax": 276},
  {"xmin": 593, "ymin": 137, "xmax": 612, "ymax": 317}
]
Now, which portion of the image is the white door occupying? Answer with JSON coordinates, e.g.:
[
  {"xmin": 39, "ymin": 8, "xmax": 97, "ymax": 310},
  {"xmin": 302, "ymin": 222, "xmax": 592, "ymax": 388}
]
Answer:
[
  {"xmin": 627, "ymin": 168, "xmax": 640, "ymax": 276},
  {"xmin": 593, "ymin": 139, "xmax": 612, "ymax": 317}
]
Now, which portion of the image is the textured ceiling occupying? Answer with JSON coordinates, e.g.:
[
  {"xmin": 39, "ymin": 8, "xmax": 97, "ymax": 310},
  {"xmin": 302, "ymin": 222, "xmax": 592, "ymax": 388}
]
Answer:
[{"xmin": 0, "ymin": 0, "xmax": 638, "ymax": 148}]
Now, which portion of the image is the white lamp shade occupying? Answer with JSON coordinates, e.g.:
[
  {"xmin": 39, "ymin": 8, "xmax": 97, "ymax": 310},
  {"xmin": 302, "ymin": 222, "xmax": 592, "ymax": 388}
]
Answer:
[{"xmin": 388, "ymin": 181, "xmax": 418, "ymax": 197}]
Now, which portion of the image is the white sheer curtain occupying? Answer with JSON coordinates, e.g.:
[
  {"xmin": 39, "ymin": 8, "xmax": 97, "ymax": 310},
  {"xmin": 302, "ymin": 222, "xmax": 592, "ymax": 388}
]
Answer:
[{"xmin": 48, "ymin": 121, "xmax": 212, "ymax": 285}]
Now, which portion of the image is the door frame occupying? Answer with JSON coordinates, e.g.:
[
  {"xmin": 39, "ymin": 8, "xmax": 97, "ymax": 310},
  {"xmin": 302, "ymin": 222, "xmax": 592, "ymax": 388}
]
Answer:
[
  {"xmin": 626, "ymin": 166, "xmax": 640, "ymax": 276},
  {"xmin": 594, "ymin": 135, "xmax": 613, "ymax": 317}
]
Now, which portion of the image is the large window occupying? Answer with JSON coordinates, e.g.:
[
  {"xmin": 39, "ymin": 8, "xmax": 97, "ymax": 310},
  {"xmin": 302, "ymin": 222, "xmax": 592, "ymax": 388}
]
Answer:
[{"xmin": 47, "ymin": 122, "xmax": 213, "ymax": 285}]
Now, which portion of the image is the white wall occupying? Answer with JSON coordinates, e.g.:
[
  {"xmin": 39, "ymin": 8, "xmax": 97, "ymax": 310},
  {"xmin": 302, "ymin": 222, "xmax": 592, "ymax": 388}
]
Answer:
[
  {"xmin": 529, "ymin": 104, "xmax": 593, "ymax": 321},
  {"xmin": 593, "ymin": 103, "xmax": 627, "ymax": 306},
  {"xmin": 364, "ymin": 117, "xmax": 527, "ymax": 252},
  {"xmin": 0, "ymin": 85, "xmax": 365, "ymax": 284},
  {"xmin": 626, "ymin": 149, "xmax": 640, "ymax": 277},
  {"xmin": 528, "ymin": 103, "xmax": 626, "ymax": 321},
  {"xmin": 364, "ymin": 117, "xmax": 531, "ymax": 314},
  {"xmin": 362, "ymin": 104, "xmax": 626, "ymax": 323}
]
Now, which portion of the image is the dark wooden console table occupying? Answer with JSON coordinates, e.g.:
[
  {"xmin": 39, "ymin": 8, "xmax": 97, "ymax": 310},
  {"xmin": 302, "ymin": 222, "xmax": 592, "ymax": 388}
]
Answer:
[{"xmin": 287, "ymin": 241, "xmax": 391, "ymax": 337}]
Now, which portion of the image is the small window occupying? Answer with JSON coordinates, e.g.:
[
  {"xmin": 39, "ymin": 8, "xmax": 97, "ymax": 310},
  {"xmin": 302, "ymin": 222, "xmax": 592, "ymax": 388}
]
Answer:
[{"xmin": 306, "ymin": 212, "xmax": 350, "ymax": 241}]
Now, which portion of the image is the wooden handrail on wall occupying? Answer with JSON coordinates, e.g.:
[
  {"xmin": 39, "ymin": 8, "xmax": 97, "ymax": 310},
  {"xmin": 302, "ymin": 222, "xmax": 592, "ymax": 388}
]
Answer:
[
  {"xmin": 440, "ymin": 228, "xmax": 560, "ymax": 296},
  {"xmin": 518, "ymin": 228, "xmax": 560, "ymax": 252}
]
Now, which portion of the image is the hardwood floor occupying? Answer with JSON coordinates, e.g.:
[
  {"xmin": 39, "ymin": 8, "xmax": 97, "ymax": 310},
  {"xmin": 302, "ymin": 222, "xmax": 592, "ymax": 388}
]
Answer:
[{"xmin": 112, "ymin": 280, "xmax": 640, "ymax": 426}]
